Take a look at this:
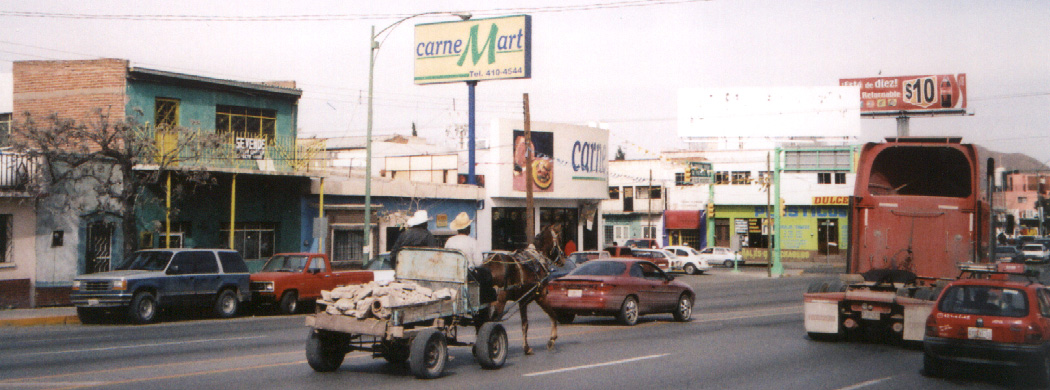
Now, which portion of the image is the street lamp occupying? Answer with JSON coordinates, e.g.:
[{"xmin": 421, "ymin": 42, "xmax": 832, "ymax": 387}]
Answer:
[{"xmin": 364, "ymin": 11, "xmax": 472, "ymax": 258}]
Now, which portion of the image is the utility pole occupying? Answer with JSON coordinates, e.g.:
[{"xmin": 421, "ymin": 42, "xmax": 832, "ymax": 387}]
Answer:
[
  {"xmin": 524, "ymin": 93, "xmax": 535, "ymax": 246},
  {"xmin": 648, "ymin": 169, "xmax": 653, "ymax": 241},
  {"xmin": 766, "ymin": 152, "xmax": 772, "ymax": 277}
]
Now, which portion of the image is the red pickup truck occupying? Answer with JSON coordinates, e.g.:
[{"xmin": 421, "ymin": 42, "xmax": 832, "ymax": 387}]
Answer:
[{"xmin": 250, "ymin": 253, "xmax": 379, "ymax": 314}]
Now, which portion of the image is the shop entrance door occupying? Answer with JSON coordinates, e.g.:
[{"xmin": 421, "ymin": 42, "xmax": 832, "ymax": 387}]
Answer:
[
  {"xmin": 714, "ymin": 218, "xmax": 730, "ymax": 248},
  {"xmin": 817, "ymin": 218, "xmax": 839, "ymax": 255}
]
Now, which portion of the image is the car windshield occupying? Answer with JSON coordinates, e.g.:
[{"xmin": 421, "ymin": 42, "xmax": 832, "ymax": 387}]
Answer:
[
  {"xmin": 938, "ymin": 285, "xmax": 1028, "ymax": 317},
  {"xmin": 1024, "ymin": 245, "xmax": 1044, "ymax": 251},
  {"xmin": 118, "ymin": 251, "xmax": 173, "ymax": 271},
  {"xmin": 571, "ymin": 261, "xmax": 626, "ymax": 276},
  {"xmin": 261, "ymin": 255, "xmax": 309, "ymax": 272}
]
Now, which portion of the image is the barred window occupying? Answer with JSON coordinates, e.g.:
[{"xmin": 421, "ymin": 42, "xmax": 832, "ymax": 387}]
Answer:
[
  {"xmin": 215, "ymin": 105, "xmax": 277, "ymax": 139},
  {"xmin": 731, "ymin": 171, "xmax": 751, "ymax": 185},
  {"xmin": 155, "ymin": 98, "xmax": 179, "ymax": 131}
]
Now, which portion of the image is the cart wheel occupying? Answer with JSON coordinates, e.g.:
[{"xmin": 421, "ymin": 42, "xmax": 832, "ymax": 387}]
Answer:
[
  {"xmin": 473, "ymin": 322, "xmax": 508, "ymax": 369},
  {"xmin": 306, "ymin": 330, "xmax": 346, "ymax": 372},
  {"xmin": 409, "ymin": 328, "xmax": 447, "ymax": 379}
]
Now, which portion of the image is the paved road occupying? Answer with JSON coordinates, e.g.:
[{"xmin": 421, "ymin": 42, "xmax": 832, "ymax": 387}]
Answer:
[{"xmin": 0, "ymin": 269, "xmax": 1023, "ymax": 389}]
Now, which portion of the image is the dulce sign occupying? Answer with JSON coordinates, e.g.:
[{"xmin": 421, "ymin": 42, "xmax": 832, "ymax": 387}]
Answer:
[
  {"xmin": 414, "ymin": 15, "xmax": 531, "ymax": 84},
  {"xmin": 839, "ymin": 74, "xmax": 966, "ymax": 114}
]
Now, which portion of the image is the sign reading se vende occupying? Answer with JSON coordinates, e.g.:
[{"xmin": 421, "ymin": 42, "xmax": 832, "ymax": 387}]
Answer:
[
  {"xmin": 414, "ymin": 15, "xmax": 531, "ymax": 85},
  {"xmin": 839, "ymin": 74, "xmax": 966, "ymax": 114}
]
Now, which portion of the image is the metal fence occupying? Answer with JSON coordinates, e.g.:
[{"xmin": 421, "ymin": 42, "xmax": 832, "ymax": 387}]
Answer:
[{"xmin": 0, "ymin": 153, "xmax": 38, "ymax": 191}]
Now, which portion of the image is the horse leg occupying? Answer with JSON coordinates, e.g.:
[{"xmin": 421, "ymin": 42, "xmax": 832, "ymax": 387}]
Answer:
[
  {"xmin": 491, "ymin": 290, "xmax": 508, "ymax": 321},
  {"xmin": 520, "ymin": 301, "xmax": 534, "ymax": 355},
  {"xmin": 536, "ymin": 294, "xmax": 559, "ymax": 350}
]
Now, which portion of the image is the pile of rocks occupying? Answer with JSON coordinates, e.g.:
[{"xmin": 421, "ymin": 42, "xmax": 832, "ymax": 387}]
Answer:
[{"xmin": 319, "ymin": 280, "xmax": 457, "ymax": 319}]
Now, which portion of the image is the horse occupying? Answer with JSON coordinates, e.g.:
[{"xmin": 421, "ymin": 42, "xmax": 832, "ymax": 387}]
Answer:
[{"xmin": 482, "ymin": 223, "xmax": 566, "ymax": 355}]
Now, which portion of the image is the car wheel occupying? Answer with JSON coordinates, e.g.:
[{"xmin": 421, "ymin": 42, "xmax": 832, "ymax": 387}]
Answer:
[
  {"xmin": 555, "ymin": 311, "xmax": 575, "ymax": 324},
  {"xmin": 673, "ymin": 293, "xmax": 692, "ymax": 322},
  {"xmin": 923, "ymin": 352, "xmax": 945, "ymax": 378},
  {"xmin": 683, "ymin": 264, "xmax": 697, "ymax": 275},
  {"xmin": 214, "ymin": 289, "xmax": 239, "ymax": 318},
  {"xmin": 279, "ymin": 291, "xmax": 299, "ymax": 315},
  {"xmin": 76, "ymin": 307, "xmax": 105, "ymax": 324},
  {"xmin": 618, "ymin": 296, "xmax": 639, "ymax": 326},
  {"xmin": 128, "ymin": 291, "xmax": 157, "ymax": 324},
  {"xmin": 723, "ymin": 260, "xmax": 733, "ymax": 268},
  {"xmin": 306, "ymin": 330, "xmax": 346, "ymax": 372},
  {"xmin": 1032, "ymin": 353, "xmax": 1050, "ymax": 386},
  {"xmin": 473, "ymin": 322, "xmax": 508, "ymax": 369},
  {"xmin": 409, "ymin": 328, "xmax": 447, "ymax": 379}
]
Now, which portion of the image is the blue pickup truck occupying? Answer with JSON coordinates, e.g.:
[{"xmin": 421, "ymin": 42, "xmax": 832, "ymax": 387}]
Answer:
[{"xmin": 71, "ymin": 248, "xmax": 251, "ymax": 324}]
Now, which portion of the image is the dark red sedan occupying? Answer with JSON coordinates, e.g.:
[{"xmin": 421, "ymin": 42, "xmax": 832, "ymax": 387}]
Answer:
[{"xmin": 545, "ymin": 259, "xmax": 695, "ymax": 326}]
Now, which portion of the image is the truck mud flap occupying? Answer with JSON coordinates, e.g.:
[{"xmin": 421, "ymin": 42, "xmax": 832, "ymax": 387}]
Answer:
[
  {"xmin": 804, "ymin": 297, "xmax": 839, "ymax": 334},
  {"xmin": 900, "ymin": 300, "xmax": 934, "ymax": 341}
]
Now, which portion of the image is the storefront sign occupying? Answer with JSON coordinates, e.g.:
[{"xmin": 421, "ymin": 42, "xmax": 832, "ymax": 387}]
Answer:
[
  {"xmin": 839, "ymin": 74, "xmax": 966, "ymax": 114},
  {"xmin": 491, "ymin": 119, "xmax": 609, "ymax": 200},
  {"xmin": 690, "ymin": 162, "xmax": 712, "ymax": 184},
  {"xmin": 753, "ymin": 205, "xmax": 848, "ymax": 218},
  {"xmin": 812, "ymin": 196, "xmax": 849, "ymax": 205},
  {"xmin": 414, "ymin": 15, "xmax": 531, "ymax": 84},
  {"xmin": 734, "ymin": 219, "xmax": 748, "ymax": 234}
]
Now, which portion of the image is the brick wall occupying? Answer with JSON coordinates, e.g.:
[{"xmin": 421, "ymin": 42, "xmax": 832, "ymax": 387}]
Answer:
[
  {"xmin": 12, "ymin": 59, "xmax": 129, "ymax": 125},
  {"xmin": 0, "ymin": 279, "xmax": 31, "ymax": 309}
]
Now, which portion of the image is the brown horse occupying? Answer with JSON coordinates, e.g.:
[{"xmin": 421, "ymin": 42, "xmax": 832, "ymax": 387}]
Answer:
[{"xmin": 482, "ymin": 224, "xmax": 566, "ymax": 355}]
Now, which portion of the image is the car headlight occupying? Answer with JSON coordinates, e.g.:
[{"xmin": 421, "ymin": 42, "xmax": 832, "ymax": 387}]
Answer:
[
  {"xmin": 72, "ymin": 280, "xmax": 81, "ymax": 290},
  {"xmin": 111, "ymin": 280, "xmax": 126, "ymax": 290}
]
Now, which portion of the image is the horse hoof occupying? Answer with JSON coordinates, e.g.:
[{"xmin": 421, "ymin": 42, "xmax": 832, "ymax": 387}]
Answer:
[
  {"xmin": 524, "ymin": 347, "xmax": 534, "ymax": 355},
  {"xmin": 547, "ymin": 340, "xmax": 555, "ymax": 349}
]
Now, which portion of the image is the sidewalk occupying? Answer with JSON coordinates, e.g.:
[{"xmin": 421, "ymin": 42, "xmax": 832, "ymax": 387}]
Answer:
[{"xmin": 0, "ymin": 306, "xmax": 79, "ymax": 327}]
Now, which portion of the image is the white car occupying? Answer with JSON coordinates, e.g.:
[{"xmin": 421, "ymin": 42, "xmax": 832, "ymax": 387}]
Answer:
[
  {"xmin": 1021, "ymin": 244, "xmax": 1050, "ymax": 263},
  {"xmin": 664, "ymin": 245, "xmax": 712, "ymax": 275},
  {"xmin": 697, "ymin": 247, "xmax": 743, "ymax": 268}
]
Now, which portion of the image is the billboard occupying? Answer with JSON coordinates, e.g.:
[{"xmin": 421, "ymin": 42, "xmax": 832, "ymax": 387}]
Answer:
[
  {"xmin": 678, "ymin": 87, "xmax": 861, "ymax": 138},
  {"xmin": 489, "ymin": 119, "xmax": 608, "ymax": 200},
  {"xmin": 839, "ymin": 74, "xmax": 966, "ymax": 114},
  {"xmin": 414, "ymin": 15, "xmax": 531, "ymax": 84}
]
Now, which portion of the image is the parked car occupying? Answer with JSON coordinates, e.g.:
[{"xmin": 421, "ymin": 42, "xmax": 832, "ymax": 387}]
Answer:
[
  {"xmin": 250, "ymin": 253, "xmax": 376, "ymax": 314},
  {"xmin": 923, "ymin": 264, "xmax": 1050, "ymax": 384},
  {"xmin": 566, "ymin": 250, "xmax": 610, "ymax": 265},
  {"xmin": 624, "ymin": 248, "xmax": 675, "ymax": 271},
  {"xmin": 1021, "ymin": 243, "xmax": 1050, "ymax": 263},
  {"xmin": 993, "ymin": 246, "xmax": 1025, "ymax": 264},
  {"xmin": 664, "ymin": 245, "xmax": 712, "ymax": 275},
  {"xmin": 604, "ymin": 246, "xmax": 633, "ymax": 257},
  {"xmin": 624, "ymin": 238, "xmax": 660, "ymax": 249},
  {"xmin": 698, "ymin": 247, "xmax": 743, "ymax": 268},
  {"xmin": 545, "ymin": 259, "xmax": 695, "ymax": 325},
  {"xmin": 71, "ymin": 249, "xmax": 251, "ymax": 324}
]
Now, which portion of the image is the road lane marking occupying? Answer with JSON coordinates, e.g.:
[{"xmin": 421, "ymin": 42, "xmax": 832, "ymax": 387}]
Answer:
[
  {"xmin": 523, "ymin": 353, "xmax": 670, "ymax": 377},
  {"xmin": 0, "ymin": 382, "xmax": 109, "ymax": 387},
  {"xmin": 47, "ymin": 360, "xmax": 309, "ymax": 390},
  {"xmin": 836, "ymin": 376, "xmax": 894, "ymax": 390},
  {"xmin": 0, "ymin": 351, "xmax": 302, "ymax": 384},
  {"xmin": 16, "ymin": 335, "xmax": 268, "ymax": 356}
]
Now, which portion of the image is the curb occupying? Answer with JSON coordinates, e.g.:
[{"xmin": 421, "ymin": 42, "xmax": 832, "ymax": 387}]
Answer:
[{"xmin": 0, "ymin": 315, "xmax": 81, "ymax": 327}]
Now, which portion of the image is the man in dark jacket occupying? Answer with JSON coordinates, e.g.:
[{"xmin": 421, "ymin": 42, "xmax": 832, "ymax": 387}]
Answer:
[{"xmin": 390, "ymin": 210, "xmax": 439, "ymax": 268}]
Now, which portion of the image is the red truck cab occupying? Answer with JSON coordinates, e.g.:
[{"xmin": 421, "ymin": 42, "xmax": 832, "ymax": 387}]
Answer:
[
  {"xmin": 250, "ymin": 253, "xmax": 375, "ymax": 314},
  {"xmin": 923, "ymin": 263, "xmax": 1050, "ymax": 384}
]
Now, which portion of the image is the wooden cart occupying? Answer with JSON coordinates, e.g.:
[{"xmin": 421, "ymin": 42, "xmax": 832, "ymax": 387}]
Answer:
[{"xmin": 305, "ymin": 248, "xmax": 507, "ymax": 379}]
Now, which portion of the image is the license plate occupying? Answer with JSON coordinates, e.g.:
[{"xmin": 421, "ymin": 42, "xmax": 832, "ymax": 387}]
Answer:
[
  {"xmin": 861, "ymin": 310, "xmax": 880, "ymax": 320},
  {"xmin": 88, "ymin": 299, "xmax": 99, "ymax": 306},
  {"xmin": 567, "ymin": 289, "xmax": 582, "ymax": 298},
  {"xmin": 968, "ymin": 327, "xmax": 993, "ymax": 340}
]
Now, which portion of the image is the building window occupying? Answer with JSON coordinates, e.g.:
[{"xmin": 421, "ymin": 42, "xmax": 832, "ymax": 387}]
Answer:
[
  {"xmin": 784, "ymin": 150, "xmax": 852, "ymax": 171},
  {"xmin": 332, "ymin": 229, "xmax": 364, "ymax": 262},
  {"xmin": 220, "ymin": 222, "xmax": 276, "ymax": 260},
  {"xmin": 216, "ymin": 105, "xmax": 277, "ymax": 140},
  {"xmin": 715, "ymin": 171, "xmax": 731, "ymax": 185},
  {"xmin": 609, "ymin": 186, "xmax": 620, "ymax": 199},
  {"xmin": 757, "ymin": 171, "xmax": 772, "ymax": 186},
  {"xmin": 642, "ymin": 226, "xmax": 657, "ymax": 239},
  {"xmin": 675, "ymin": 172, "xmax": 687, "ymax": 186},
  {"xmin": 835, "ymin": 172, "xmax": 846, "ymax": 184},
  {"xmin": 0, "ymin": 215, "xmax": 10, "ymax": 263},
  {"xmin": 818, "ymin": 172, "xmax": 832, "ymax": 184},
  {"xmin": 154, "ymin": 98, "xmax": 179, "ymax": 130},
  {"xmin": 731, "ymin": 171, "xmax": 751, "ymax": 185},
  {"xmin": 1019, "ymin": 197, "xmax": 1028, "ymax": 204},
  {"xmin": 634, "ymin": 186, "xmax": 662, "ymax": 199},
  {"xmin": 636, "ymin": 186, "xmax": 649, "ymax": 199}
]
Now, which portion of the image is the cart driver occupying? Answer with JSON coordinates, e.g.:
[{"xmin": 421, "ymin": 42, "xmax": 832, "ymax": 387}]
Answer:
[
  {"xmin": 390, "ymin": 210, "xmax": 439, "ymax": 269},
  {"xmin": 444, "ymin": 212, "xmax": 496, "ymax": 303}
]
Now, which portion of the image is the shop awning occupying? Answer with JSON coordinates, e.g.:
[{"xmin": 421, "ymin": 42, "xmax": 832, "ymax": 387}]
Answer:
[{"xmin": 665, "ymin": 210, "xmax": 702, "ymax": 229}]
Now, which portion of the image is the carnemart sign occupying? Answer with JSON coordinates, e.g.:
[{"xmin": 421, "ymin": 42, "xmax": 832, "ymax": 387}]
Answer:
[{"xmin": 414, "ymin": 15, "xmax": 531, "ymax": 85}]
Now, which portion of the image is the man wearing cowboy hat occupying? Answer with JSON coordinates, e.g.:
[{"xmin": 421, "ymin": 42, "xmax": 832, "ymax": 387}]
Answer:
[
  {"xmin": 444, "ymin": 212, "xmax": 495, "ymax": 303},
  {"xmin": 390, "ymin": 210, "xmax": 439, "ymax": 268}
]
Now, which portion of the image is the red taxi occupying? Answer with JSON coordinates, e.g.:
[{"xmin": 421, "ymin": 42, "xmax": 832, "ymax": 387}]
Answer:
[
  {"xmin": 923, "ymin": 263, "xmax": 1050, "ymax": 384},
  {"xmin": 545, "ymin": 259, "xmax": 694, "ymax": 326}
]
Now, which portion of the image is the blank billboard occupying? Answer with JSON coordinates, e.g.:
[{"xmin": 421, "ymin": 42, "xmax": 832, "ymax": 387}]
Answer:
[{"xmin": 678, "ymin": 87, "xmax": 861, "ymax": 138}]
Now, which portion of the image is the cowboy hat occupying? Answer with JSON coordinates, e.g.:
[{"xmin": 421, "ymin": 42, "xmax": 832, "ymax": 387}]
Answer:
[
  {"xmin": 406, "ymin": 210, "xmax": 430, "ymax": 227},
  {"xmin": 449, "ymin": 212, "xmax": 473, "ymax": 231}
]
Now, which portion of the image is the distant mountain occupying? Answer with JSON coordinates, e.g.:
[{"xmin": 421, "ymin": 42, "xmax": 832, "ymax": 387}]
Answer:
[{"xmin": 975, "ymin": 145, "xmax": 1048, "ymax": 194}]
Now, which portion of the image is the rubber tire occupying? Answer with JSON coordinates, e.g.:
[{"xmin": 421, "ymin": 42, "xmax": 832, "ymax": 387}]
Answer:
[
  {"xmin": 805, "ymin": 282, "xmax": 822, "ymax": 293},
  {"xmin": 409, "ymin": 328, "xmax": 448, "ymax": 379},
  {"xmin": 923, "ymin": 352, "xmax": 945, "ymax": 378},
  {"xmin": 306, "ymin": 331, "xmax": 346, "ymax": 372},
  {"xmin": 618, "ymin": 296, "xmax": 639, "ymax": 326},
  {"xmin": 673, "ymin": 293, "xmax": 693, "ymax": 322},
  {"xmin": 381, "ymin": 341, "xmax": 410, "ymax": 364},
  {"xmin": 723, "ymin": 260, "xmax": 733, "ymax": 268},
  {"xmin": 555, "ymin": 312, "xmax": 575, "ymax": 324},
  {"xmin": 214, "ymin": 289, "xmax": 239, "ymax": 318},
  {"xmin": 1032, "ymin": 354, "xmax": 1050, "ymax": 387},
  {"xmin": 474, "ymin": 322, "xmax": 508, "ymax": 369},
  {"xmin": 76, "ymin": 307, "xmax": 105, "ymax": 324},
  {"xmin": 683, "ymin": 264, "xmax": 697, "ymax": 275},
  {"xmin": 809, "ymin": 332, "xmax": 842, "ymax": 342},
  {"xmin": 279, "ymin": 291, "xmax": 299, "ymax": 315},
  {"xmin": 129, "ymin": 291, "xmax": 158, "ymax": 324}
]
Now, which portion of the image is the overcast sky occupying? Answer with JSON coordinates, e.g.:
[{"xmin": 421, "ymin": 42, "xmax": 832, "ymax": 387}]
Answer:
[{"xmin": 2, "ymin": 0, "xmax": 1047, "ymax": 164}]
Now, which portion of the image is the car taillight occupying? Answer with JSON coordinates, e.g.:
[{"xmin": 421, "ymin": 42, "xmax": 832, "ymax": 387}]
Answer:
[
  {"xmin": 1026, "ymin": 324, "xmax": 1043, "ymax": 343},
  {"xmin": 925, "ymin": 315, "xmax": 938, "ymax": 337}
]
